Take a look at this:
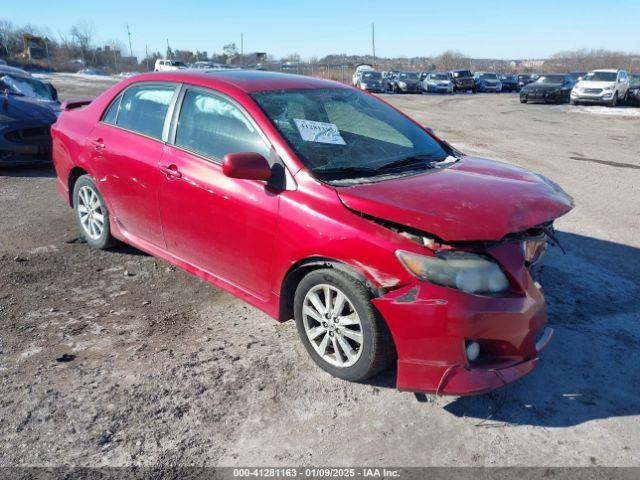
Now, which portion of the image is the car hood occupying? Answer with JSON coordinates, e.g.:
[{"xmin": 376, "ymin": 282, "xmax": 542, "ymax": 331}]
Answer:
[
  {"xmin": 335, "ymin": 156, "xmax": 574, "ymax": 242},
  {"xmin": 1, "ymin": 94, "xmax": 59, "ymax": 123},
  {"xmin": 576, "ymin": 81, "xmax": 615, "ymax": 89}
]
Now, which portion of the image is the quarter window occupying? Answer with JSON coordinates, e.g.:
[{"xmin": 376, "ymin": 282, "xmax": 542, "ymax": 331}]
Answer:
[
  {"xmin": 116, "ymin": 84, "xmax": 176, "ymax": 139},
  {"xmin": 102, "ymin": 94, "xmax": 122, "ymax": 124},
  {"xmin": 175, "ymin": 89, "xmax": 270, "ymax": 161}
]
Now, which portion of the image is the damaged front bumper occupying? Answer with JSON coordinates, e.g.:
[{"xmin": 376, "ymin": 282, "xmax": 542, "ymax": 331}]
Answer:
[{"xmin": 372, "ymin": 240, "xmax": 552, "ymax": 396}]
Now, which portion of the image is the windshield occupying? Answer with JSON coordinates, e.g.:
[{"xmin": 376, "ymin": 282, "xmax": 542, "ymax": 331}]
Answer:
[
  {"xmin": 362, "ymin": 72, "xmax": 382, "ymax": 80},
  {"xmin": 536, "ymin": 75, "xmax": 565, "ymax": 84},
  {"xmin": 583, "ymin": 71, "xmax": 617, "ymax": 82},
  {"xmin": 251, "ymin": 88, "xmax": 449, "ymax": 181},
  {"xmin": 0, "ymin": 74, "xmax": 56, "ymax": 101},
  {"xmin": 431, "ymin": 74, "xmax": 448, "ymax": 80},
  {"xmin": 518, "ymin": 75, "xmax": 531, "ymax": 81},
  {"xmin": 452, "ymin": 71, "xmax": 471, "ymax": 78},
  {"xmin": 480, "ymin": 73, "xmax": 498, "ymax": 80},
  {"xmin": 629, "ymin": 74, "xmax": 640, "ymax": 86},
  {"xmin": 501, "ymin": 75, "xmax": 516, "ymax": 81},
  {"xmin": 399, "ymin": 72, "xmax": 418, "ymax": 80}
]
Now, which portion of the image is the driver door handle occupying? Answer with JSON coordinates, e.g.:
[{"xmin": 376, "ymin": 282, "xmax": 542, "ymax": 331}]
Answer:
[{"xmin": 160, "ymin": 164, "xmax": 182, "ymax": 179}]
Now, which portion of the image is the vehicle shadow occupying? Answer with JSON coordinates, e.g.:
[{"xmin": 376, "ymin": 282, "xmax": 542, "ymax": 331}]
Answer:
[
  {"xmin": 441, "ymin": 231, "xmax": 640, "ymax": 427},
  {"xmin": 0, "ymin": 165, "xmax": 56, "ymax": 178},
  {"xmin": 110, "ymin": 243, "xmax": 149, "ymax": 257}
]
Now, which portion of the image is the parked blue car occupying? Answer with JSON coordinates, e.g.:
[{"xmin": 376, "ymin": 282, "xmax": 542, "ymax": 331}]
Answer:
[{"xmin": 474, "ymin": 72, "xmax": 502, "ymax": 92}]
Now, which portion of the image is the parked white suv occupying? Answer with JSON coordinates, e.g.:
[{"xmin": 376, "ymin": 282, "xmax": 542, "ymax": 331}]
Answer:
[
  {"xmin": 154, "ymin": 59, "xmax": 187, "ymax": 72},
  {"xmin": 571, "ymin": 69, "xmax": 630, "ymax": 106}
]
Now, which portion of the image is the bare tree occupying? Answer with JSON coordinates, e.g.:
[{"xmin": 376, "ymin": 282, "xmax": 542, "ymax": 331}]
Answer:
[
  {"xmin": 70, "ymin": 20, "xmax": 94, "ymax": 65},
  {"xmin": 0, "ymin": 19, "xmax": 15, "ymax": 57},
  {"xmin": 545, "ymin": 49, "xmax": 638, "ymax": 73},
  {"xmin": 433, "ymin": 51, "xmax": 471, "ymax": 71}
]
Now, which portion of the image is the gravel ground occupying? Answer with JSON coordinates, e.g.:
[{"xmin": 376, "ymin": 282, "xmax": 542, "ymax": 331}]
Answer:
[{"xmin": 1, "ymin": 74, "xmax": 639, "ymax": 467}]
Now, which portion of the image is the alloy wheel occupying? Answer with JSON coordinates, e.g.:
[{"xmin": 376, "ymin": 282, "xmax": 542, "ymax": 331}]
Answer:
[
  {"xmin": 302, "ymin": 284, "xmax": 363, "ymax": 368},
  {"xmin": 77, "ymin": 185, "xmax": 105, "ymax": 240}
]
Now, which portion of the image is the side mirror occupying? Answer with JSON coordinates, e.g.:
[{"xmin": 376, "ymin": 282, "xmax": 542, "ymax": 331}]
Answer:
[{"xmin": 222, "ymin": 152, "xmax": 272, "ymax": 181}]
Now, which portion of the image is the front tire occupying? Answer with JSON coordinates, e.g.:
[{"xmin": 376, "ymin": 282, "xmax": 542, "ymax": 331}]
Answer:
[
  {"xmin": 294, "ymin": 269, "xmax": 394, "ymax": 382},
  {"xmin": 610, "ymin": 93, "xmax": 618, "ymax": 107},
  {"xmin": 73, "ymin": 175, "xmax": 116, "ymax": 250}
]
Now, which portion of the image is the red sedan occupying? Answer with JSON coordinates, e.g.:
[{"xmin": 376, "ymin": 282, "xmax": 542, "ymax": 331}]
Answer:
[{"xmin": 51, "ymin": 71, "xmax": 573, "ymax": 395}]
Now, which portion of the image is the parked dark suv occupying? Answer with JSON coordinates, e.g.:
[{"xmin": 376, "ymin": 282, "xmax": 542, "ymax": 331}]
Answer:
[{"xmin": 449, "ymin": 70, "xmax": 476, "ymax": 93}]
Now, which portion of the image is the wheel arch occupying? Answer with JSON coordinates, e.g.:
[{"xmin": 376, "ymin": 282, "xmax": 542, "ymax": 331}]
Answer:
[
  {"xmin": 278, "ymin": 257, "xmax": 383, "ymax": 322},
  {"xmin": 67, "ymin": 167, "xmax": 89, "ymax": 207}
]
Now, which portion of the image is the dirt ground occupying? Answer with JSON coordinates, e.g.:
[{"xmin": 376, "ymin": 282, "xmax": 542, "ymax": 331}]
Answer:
[{"xmin": 1, "ymin": 74, "xmax": 639, "ymax": 467}]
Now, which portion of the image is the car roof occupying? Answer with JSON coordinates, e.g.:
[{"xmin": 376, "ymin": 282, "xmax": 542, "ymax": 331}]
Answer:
[
  {"xmin": 592, "ymin": 69, "xmax": 619, "ymax": 73},
  {"xmin": 128, "ymin": 70, "xmax": 347, "ymax": 93}
]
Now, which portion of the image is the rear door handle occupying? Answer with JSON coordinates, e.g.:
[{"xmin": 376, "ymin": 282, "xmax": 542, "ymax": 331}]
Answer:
[
  {"xmin": 160, "ymin": 164, "xmax": 182, "ymax": 179},
  {"xmin": 90, "ymin": 138, "xmax": 105, "ymax": 149}
]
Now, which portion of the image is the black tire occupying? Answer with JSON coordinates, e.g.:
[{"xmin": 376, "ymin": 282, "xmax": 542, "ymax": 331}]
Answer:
[
  {"xmin": 293, "ymin": 268, "xmax": 394, "ymax": 382},
  {"xmin": 72, "ymin": 175, "xmax": 117, "ymax": 250},
  {"xmin": 471, "ymin": 87, "xmax": 477, "ymax": 94},
  {"xmin": 610, "ymin": 93, "xmax": 618, "ymax": 107},
  {"xmin": 570, "ymin": 99, "xmax": 578, "ymax": 106},
  {"xmin": 520, "ymin": 97, "xmax": 527, "ymax": 103}
]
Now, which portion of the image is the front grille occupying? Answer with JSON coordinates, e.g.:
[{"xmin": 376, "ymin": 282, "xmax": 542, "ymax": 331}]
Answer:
[{"xmin": 584, "ymin": 88, "xmax": 603, "ymax": 94}]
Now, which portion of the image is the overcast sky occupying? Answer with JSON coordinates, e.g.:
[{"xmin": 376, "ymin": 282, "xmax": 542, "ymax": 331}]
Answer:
[{"xmin": 3, "ymin": 0, "xmax": 639, "ymax": 60}]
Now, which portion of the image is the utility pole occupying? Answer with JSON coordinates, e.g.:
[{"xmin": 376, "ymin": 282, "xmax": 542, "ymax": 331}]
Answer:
[
  {"xmin": 371, "ymin": 23, "xmax": 376, "ymax": 68},
  {"xmin": 126, "ymin": 24, "xmax": 133, "ymax": 58},
  {"xmin": 145, "ymin": 44, "xmax": 149, "ymax": 71},
  {"xmin": 240, "ymin": 32, "xmax": 244, "ymax": 64},
  {"xmin": 166, "ymin": 38, "xmax": 171, "ymax": 59}
]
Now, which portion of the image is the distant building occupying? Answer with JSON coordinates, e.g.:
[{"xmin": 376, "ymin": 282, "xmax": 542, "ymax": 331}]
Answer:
[{"xmin": 518, "ymin": 59, "xmax": 545, "ymax": 69}]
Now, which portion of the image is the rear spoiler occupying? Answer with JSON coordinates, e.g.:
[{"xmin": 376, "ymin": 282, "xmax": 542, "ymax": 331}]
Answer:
[{"xmin": 61, "ymin": 98, "xmax": 94, "ymax": 111}]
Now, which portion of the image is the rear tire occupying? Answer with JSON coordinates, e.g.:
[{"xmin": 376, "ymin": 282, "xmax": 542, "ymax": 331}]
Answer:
[
  {"xmin": 73, "ymin": 175, "xmax": 117, "ymax": 250},
  {"xmin": 293, "ymin": 268, "xmax": 394, "ymax": 382}
]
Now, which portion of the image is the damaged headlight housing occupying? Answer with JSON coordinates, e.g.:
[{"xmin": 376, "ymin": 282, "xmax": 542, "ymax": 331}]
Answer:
[{"xmin": 395, "ymin": 250, "xmax": 510, "ymax": 294}]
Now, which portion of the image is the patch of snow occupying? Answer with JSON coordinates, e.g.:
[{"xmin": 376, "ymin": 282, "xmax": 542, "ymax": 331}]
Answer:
[{"xmin": 567, "ymin": 105, "xmax": 640, "ymax": 118}]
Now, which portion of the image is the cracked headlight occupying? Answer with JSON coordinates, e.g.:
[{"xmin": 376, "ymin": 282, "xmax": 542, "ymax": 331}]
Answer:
[{"xmin": 396, "ymin": 250, "xmax": 510, "ymax": 294}]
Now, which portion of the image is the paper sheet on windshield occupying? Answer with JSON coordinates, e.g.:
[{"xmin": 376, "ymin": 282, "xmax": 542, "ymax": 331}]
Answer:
[{"xmin": 294, "ymin": 119, "xmax": 346, "ymax": 145}]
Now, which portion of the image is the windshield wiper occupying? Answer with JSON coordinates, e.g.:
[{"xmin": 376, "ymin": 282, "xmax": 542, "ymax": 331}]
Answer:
[{"xmin": 374, "ymin": 155, "xmax": 443, "ymax": 172}]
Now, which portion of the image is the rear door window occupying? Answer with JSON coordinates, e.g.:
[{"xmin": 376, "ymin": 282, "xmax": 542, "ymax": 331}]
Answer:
[
  {"xmin": 116, "ymin": 84, "xmax": 177, "ymax": 139},
  {"xmin": 174, "ymin": 88, "xmax": 270, "ymax": 161}
]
